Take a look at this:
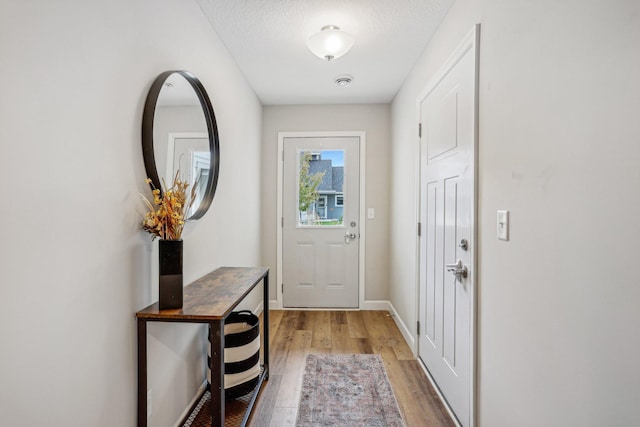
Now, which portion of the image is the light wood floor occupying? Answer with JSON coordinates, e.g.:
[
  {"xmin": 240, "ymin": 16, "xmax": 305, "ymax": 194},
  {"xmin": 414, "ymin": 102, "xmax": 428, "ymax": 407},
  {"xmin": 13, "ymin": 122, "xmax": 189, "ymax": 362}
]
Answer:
[{"xmin": 249, "ymin": 310, "xmax": 455, "ymax": 426}]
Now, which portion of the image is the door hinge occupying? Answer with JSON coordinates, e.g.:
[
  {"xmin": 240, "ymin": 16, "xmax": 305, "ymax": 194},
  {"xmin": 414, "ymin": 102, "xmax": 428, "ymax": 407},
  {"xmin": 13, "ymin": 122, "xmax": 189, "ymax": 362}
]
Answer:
[
  {"xmin": 281, "ymin": 283, "xmax": 284, "ymax": 294},
  {"xmin": 418, "ymin": 123, "xmax": 422, "ymax": 138},
  {"xmin": 418, "ymin": 222, "xmax": 422, "ymax": 237},
  {"xmin": 417, "ymin": 321, "xmax": 420, "ymax": 335},
  {"xmin": 281, "ymin": 217, "xmax": 284, "ymax": 227}
]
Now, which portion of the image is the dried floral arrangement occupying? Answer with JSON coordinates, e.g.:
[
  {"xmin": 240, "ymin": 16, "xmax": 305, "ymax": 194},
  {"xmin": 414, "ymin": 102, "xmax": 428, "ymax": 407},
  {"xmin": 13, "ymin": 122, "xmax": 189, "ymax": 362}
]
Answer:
[{"xmin": 140, "ymin": 171, "xmax": 197, "ymax": 240}]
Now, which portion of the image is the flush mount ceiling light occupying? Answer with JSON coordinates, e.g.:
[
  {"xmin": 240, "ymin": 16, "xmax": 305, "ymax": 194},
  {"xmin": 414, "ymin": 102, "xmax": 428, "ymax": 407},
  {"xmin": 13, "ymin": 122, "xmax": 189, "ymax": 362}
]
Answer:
[
  {"xmin": 335, "ymin": 75, "xmax": 353, "ymax": 87},
  {"xmin": 307, "ymin": 25, "xmax": 355, "ymax": 61}
]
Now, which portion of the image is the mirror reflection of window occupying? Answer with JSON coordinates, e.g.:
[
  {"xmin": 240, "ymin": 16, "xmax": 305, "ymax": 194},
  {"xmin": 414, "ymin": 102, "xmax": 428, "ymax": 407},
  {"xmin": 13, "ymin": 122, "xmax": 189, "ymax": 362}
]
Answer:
[{"xmin": 190, "ymin": 151, "xmax": 210, "ymax": 217}]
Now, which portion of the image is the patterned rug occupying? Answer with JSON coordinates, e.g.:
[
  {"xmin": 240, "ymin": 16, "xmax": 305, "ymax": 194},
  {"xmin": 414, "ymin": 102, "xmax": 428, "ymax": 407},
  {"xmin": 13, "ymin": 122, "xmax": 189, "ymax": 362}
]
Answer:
[{"xmin": 296, "ymin": 354, "xmax": 406, "ymax": 427}]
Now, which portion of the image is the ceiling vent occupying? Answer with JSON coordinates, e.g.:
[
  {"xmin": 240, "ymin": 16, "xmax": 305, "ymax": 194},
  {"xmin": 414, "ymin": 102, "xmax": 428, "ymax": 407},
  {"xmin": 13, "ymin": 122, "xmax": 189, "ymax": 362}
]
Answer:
[{"xmin": 335, "ymin": 75, "xmax": 353, "ymax": 87}]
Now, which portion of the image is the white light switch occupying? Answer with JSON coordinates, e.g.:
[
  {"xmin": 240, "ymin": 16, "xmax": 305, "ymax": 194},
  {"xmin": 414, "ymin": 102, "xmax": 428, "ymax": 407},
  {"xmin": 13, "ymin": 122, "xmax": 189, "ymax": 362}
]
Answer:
[
  {"xmin": 497, "ymin": 210, "xmax": 509, "ymax": 241},
  {"xmin": 367, "ymin": 208, "xmax": 375, "ymax": 219}
]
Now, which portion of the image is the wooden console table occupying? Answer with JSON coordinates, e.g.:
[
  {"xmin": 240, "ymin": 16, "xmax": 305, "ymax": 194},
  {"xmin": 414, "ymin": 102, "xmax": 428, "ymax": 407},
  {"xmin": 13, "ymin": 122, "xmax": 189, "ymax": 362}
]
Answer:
[{"xmin": 136, "ymin": 267, "xmax": 269, "ymax": 427}]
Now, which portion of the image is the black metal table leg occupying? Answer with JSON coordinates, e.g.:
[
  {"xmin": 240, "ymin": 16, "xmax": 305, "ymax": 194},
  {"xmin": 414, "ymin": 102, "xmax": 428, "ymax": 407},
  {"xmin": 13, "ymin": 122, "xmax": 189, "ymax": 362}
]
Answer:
[
  {"xmin": 137, "ymin": 319, "xmax": 148, "ymax": 427},
  {"xmin": 263, "ymin": 272, "xmax": 269, "ymax": 377},
  {"xmin": 210, "ymin": 319, "xmax": 225, "ymax": 427}
]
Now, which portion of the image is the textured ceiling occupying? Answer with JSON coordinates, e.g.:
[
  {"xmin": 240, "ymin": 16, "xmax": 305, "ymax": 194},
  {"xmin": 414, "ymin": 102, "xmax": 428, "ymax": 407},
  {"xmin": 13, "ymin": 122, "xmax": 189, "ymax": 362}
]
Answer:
[{"xmin": 196, "ymin": 0, "xmax": 454, "ymax": 105}]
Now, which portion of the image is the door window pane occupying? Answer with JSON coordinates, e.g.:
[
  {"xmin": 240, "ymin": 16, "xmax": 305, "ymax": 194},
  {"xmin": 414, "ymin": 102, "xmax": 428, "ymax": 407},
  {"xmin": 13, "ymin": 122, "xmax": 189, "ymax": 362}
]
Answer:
[{"xmin": 297, "ymin": 150, "xmax": 344, "ymax": 226}]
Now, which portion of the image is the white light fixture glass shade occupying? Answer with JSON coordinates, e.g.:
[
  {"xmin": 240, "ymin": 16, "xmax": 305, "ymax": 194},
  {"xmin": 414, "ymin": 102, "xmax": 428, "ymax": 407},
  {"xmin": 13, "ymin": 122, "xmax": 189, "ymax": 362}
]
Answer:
[{"xmin": 307, "ymin": 25, "xmax": 355, "ymax": 61}]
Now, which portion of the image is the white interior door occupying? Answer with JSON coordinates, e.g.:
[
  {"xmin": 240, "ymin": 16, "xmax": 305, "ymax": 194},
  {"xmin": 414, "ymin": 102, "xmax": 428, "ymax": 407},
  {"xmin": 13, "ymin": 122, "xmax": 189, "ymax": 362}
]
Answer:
[
  {"xmin": 418, "ymin": 28, "xmax": 478, "ymax": 427},
  {"xmin": 167, "ymin": 135, "xmax": 209, "ymax": 217},
  {"xmin": 282, "ymin": 136, "xmax": 360, "ymax": 308}
]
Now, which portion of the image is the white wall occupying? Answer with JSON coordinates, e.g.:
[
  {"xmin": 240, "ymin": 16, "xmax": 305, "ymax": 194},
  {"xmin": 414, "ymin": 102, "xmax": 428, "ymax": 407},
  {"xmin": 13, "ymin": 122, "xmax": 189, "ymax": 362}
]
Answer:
[
  {"xmin": 0, "ymin": 1, "xmax": 262, "ymax": 426},
  {"xmin": 391, "ymin": 0, "xmax": 640, "ymax": 425},
  {"xmin": 261, "ymin": 105, "xmax": 391, "ymax": 304}
]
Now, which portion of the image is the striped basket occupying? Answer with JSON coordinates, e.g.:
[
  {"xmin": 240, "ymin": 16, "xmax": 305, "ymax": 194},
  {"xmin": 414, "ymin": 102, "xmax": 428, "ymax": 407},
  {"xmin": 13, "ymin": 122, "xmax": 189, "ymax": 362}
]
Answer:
[{"xmin": 207, "ymin": 310, "xmax": 260, "ymax": 399}]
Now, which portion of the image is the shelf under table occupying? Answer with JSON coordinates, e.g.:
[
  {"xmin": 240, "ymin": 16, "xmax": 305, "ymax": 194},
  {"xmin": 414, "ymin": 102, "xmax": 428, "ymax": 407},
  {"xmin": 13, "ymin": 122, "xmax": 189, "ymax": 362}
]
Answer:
[{"xmin": 182, "ymin": 367, "xmax": 267, "ymax": 427}]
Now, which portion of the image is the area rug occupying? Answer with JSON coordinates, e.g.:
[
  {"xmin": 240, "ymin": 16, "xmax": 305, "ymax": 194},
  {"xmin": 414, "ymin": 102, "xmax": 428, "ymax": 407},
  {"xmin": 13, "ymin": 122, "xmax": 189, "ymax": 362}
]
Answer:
[{"xmin": 296, "ymin": 354, "xmax": 406, "ymax": 427}]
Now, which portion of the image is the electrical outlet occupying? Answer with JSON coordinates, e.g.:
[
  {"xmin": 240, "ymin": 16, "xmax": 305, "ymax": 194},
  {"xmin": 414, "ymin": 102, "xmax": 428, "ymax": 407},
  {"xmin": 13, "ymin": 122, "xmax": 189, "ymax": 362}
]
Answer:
[{"xmin": 147, "ymin": 389, "xmax": 153, "ymax": 418}]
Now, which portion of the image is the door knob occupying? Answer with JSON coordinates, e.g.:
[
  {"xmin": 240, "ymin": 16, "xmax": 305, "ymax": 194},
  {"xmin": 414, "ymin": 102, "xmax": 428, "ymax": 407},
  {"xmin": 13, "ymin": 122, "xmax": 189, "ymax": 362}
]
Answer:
[
  {"xmin": 446, "ymin": 259, "xmax": 468, "ymax": 279},
  {"xmin": 344, "ymin": 232, "xmax": 357, "ymax": 243}
]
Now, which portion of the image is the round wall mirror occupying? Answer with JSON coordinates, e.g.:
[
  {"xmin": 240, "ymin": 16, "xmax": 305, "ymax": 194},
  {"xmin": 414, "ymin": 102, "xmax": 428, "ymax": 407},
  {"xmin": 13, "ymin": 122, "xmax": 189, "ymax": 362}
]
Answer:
[{"xmin": 142, "ymin": 70, "xmax": 220, "ymax": 220}]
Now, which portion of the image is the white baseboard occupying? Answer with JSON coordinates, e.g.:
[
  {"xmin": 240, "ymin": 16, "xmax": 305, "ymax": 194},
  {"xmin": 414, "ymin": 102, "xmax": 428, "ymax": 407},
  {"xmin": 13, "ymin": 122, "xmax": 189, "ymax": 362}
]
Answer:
[
  {"xmin": 173, "ymin": 380, "xmax": 208, "ymax": 427},
  {"xmin": 253, "ymin": 300, "xmax": 264, "ymax": 316},
  {"xmin": 268, "ymin": 299, "xmax": 392, "ymax": 311},
  {"xmin": 359, "ymin": 300, "xmax": 391, "ymax": 311},
  {"xmin": 417, "ymin": 358, "xmax": 461, "ymax": 427},
  {"xmin": 388, "ymin": 302, "xmax": 416, "ymax": 354}
]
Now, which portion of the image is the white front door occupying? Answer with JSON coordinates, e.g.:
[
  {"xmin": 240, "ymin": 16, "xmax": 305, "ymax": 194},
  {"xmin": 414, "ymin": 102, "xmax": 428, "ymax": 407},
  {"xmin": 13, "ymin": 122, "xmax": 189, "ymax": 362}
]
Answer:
[
  {"xmin": 418, "ymin": 28, "xmax": 478, "ymax": 427},
  {"xmin": 282, "ymin": 136, "xmax": 360, "ymax": 308}
]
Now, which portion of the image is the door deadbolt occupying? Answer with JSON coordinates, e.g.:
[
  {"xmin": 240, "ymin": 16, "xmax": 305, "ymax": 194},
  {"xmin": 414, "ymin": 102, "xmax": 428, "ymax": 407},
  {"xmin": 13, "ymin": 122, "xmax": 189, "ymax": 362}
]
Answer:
[{"xmin": 459, "ymin": 239, "xmax": 469, "ymax": 251}]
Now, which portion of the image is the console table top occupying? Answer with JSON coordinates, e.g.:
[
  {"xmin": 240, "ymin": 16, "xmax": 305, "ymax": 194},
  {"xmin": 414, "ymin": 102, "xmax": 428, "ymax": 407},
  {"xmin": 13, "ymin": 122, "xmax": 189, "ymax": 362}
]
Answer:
[{"xmin": 136, "ymin": 266, "xmax": 268, "ymax": 321}]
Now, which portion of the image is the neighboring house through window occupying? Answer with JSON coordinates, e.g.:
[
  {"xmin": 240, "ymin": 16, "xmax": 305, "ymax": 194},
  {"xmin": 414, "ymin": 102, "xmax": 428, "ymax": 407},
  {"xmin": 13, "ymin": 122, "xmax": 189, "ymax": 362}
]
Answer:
[{"xmin": 308, "ymin": 152, "xmax": 344, "ymax": 223}]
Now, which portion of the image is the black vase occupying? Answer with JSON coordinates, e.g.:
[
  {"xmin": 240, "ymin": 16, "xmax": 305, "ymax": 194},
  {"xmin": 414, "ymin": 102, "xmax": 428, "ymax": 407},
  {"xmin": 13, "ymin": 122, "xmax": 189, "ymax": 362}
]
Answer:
[{"xmin": 158, "ymin": 239, "xmax": 183, "ymax": 309}]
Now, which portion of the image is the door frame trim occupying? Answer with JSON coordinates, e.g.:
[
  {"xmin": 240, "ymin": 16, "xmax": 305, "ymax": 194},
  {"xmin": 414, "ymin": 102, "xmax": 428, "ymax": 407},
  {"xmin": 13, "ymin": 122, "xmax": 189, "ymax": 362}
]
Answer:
[
  {"xmin": 276, "ymin": 131, "xmax": 366, "ymax": 309},
  {"xmin": 415, "ymin": 24, "xmax": 480, "ymax": 427},
  {"xmin": 165, "ymin": 132, "xmax": 208, "ymax": 181}
]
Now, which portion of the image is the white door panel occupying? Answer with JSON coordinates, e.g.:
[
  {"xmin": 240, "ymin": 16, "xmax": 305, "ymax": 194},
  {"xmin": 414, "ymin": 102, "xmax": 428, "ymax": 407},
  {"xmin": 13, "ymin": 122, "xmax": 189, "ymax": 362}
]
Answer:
[
  {"xmin": 418, "ymin": 28, "xmax": 478, "ymax": 427},
  {"xmin": 283, "ymin": 137, "xmax": 360, "ymax": 308},
  {"xmin": 424, "ymin": 181, "xmax": 438, "ymax": 345}
]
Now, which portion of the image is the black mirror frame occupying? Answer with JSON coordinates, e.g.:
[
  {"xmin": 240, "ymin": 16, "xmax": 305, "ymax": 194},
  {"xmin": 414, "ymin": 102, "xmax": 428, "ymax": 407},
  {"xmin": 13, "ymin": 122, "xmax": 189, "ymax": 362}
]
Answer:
[{"xmin": 142, "ymin": 70, "xmax": 220, "ymax": 220}]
